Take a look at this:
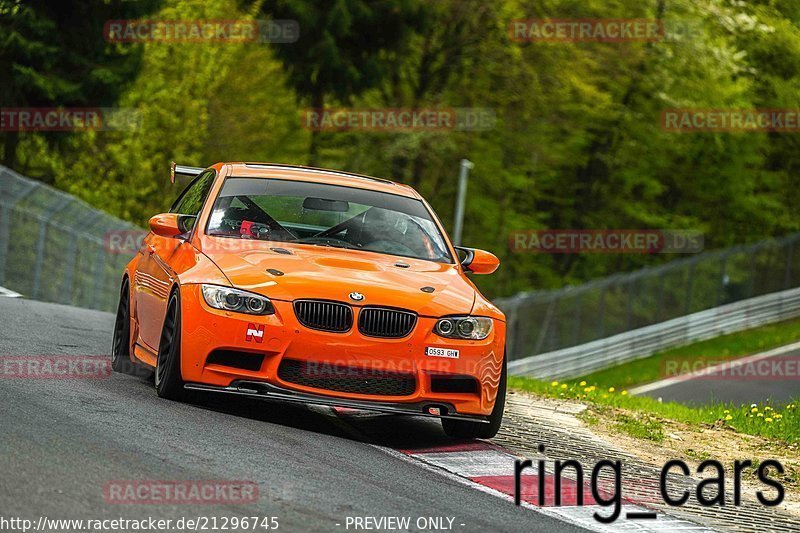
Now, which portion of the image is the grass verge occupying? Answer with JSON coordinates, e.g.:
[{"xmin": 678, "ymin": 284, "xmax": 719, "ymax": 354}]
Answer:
[
  {"xmin": 508, "ymin": 376, "xmax": 800, "ymax": 443},
  {"xmin": 577, "ymin": 316, "xmax": 800, "ymax": 389}
]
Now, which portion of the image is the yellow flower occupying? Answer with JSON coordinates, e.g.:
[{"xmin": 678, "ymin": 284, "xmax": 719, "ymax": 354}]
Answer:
[
  {"xmin": 775, "ymin": 414, "xmax": 783, "ymax": 419},
  {"xmin": 757, "ymin": 413, "xmax": 764, "ymax": 417},
  {"xmin": 765, "ymin": 418, "xmax": 773, "ymax": 423},
  {"xmin": 551, "ymin": 381, "xmax": 559, "ymax": 387},
  {"xmin": 608, "ymin": 387, "xmax": 616, "ymax": 393},
  {"xmin": 764, "ymin": 406, "xmax": 772, "ymax": 411},
  {"xmin": 751, "ymin": 407, "xmax": 758, "ymax": 413},
  {"xmin": 725, "ymin": 415, "xmax": 733, "ymax": 421},
  {"xmin": 560, "ymin": 383, "xmax": 568, "ymax": 389},
  {"xmin": 579, "ymin": 381, "xmax": 587, "ymax": 386},
  {"xmin": 621, "ymin": 390, "xmax": 628, "ymax": 396},
  {"xmin": 723, "ymin": 410, "xmax": 730, "ymax": 414}
]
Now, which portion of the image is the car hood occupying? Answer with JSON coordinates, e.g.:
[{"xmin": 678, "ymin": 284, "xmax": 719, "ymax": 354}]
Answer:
[{"xmin": 199, "ymin": 238, "xmax": 475, "ymax": 316}]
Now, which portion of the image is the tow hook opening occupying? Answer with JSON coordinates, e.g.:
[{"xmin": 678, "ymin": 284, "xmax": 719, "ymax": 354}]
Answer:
[{"xmin": 426, "ymin": 404, "xmax": 449, "ymax": 416}]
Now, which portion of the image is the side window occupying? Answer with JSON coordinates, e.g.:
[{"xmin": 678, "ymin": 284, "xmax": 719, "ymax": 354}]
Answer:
[{"xmin": 169, "ymin": 170, "xmax": 216, "ymax": 230}]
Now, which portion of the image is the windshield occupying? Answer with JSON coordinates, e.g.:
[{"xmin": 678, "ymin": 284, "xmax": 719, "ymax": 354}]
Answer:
[{"xmin": 206, "ymin": 177, "xmax": 453, "ymax": 263}]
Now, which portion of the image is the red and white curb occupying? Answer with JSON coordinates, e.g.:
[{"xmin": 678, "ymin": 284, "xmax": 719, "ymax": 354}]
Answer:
[{"xmin": 383, "ymin": 440, "xmax": 713, "ymax": 532}]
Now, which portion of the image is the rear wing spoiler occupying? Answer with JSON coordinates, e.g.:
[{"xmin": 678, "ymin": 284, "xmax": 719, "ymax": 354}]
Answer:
[{"xmin": 170, "ymin": 161, "xmax": 204, "ymax": 184}]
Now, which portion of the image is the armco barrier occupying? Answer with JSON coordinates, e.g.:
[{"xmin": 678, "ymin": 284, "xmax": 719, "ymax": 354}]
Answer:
[
  {"xmin": 507, "ymin": 286, "xmax": 800, "ymax": 379},
  {"xmin": 498, "ymin": 232, "xmax": 800, "ymax": 361}
]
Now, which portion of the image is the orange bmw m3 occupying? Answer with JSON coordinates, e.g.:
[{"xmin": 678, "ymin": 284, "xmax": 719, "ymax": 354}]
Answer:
[{"xmin": 112, "ymin": 162, "xmax": 506, "ymax": 438}]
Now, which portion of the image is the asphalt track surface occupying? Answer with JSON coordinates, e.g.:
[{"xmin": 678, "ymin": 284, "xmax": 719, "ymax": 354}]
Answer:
[
  {"xmin": 0, "ymin": 297, "xmax": 587, "ymax": 533},
  {"xmin": 634, "ymin": 347, "xmax": 800, "ymax": 406}
]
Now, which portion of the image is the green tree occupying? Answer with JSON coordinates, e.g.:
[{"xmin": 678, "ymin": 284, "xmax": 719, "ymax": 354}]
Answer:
[
  {"xmin": 45, "ymin": 0, "xmax": 307, "ymax": 225},
  {"xmin": 0, "ymin": 0, "xmax": 160, "ymax": 171},
  {"xmin": 246, "ymin": 0, "xmax": 424, "ymax": 165}
]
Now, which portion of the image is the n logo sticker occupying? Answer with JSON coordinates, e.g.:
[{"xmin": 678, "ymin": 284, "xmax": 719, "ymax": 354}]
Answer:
[{"xmin": 246, "ymin": 323, "xmax": 264, "ymax": 343}]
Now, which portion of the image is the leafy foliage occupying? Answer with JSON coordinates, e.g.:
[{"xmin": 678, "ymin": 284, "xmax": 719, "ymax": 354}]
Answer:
[
  {"xmin": 6, "ymin": 0, "xmax": 800, "ymax": 298},
  {"xmin": 0, "ymin": 0, "xmax": 161, "ymax": 168}
]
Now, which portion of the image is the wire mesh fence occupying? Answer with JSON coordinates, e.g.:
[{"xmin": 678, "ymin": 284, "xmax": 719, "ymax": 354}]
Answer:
[
  {"xmin": 497, "ymin": 232, "xmax": 800, "ymax": 362},
  {"xmin": 0, "ymin": 165, "xmax": 139, "ymax": 312}
]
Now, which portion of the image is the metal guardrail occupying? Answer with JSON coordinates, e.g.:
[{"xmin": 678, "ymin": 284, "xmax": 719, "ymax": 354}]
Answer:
[
  {"xmin": 498, "ymin": 231, "xmax": 800, "ymax": 372},
  {"xmin": 0, "ymin": 165, "xmax": 138, "ymax": 312},
  {"xmin": 507, "ymin": 285, "xmax": 800, "ymax": 379}
]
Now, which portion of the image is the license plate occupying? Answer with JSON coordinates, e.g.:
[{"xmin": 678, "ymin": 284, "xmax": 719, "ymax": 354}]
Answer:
[{"xmin": 425, "ymin": 347, "xmax": 459, "ymax": 359}]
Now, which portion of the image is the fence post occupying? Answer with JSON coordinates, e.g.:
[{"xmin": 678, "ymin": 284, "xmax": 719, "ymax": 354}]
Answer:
[
  {"xmin": 31, "ymin": 196, "xmax": 74, "ymax": 299},
  {"xmin": 0, "ymin": 174, "xmax": 40, "ymax": 286},
  {"xmin": 61, "ymin": 231, "xmax": 79, "ymax": 305},
  {"xmin": 684, "ymin": 262, "xmax": 695, "ymax": 315},
  {"xmin": 748, "ymin": 245, "xmax": 758, "ymax": 297},
  {"xmin": 505, "ymin": 297, "xmax": 519, "ymax": 359},
  {"xmin": 655, "ymin": 271, "xmax": 665, "ymax": 324},
  {"xmin": 533, "ymin": 296, "xmax": 557, "ymax": 355},
  {"xmin": 91, "ymin": 242, "xmax": 108, "ymax": 310},
  {"xmin": 572, "ymin": 291, "xmax": 582, "ymax": 346},
  {"xmin": 597, "ymin": 286, "xmax": 606, "ymax": 338},
  {"xmin": 625, "ymin": 279, "xmax": 634, "ymax": 331},
  {"xmin": 717, "ymin": 253, "xmax": 728, "ymax": 306},
  {"xmin": 70, "ymin": 210, "xmax": 103, "ymax": 306}
]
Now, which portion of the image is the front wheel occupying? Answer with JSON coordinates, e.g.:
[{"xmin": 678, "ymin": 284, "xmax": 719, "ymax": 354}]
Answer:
[
  {"xmin": 442, "ymin": 356, "xmax": 506, "ymax": 439},
  {"xmin": 155, "ymin": 290, "xmax": 188, "ymax": 401}
]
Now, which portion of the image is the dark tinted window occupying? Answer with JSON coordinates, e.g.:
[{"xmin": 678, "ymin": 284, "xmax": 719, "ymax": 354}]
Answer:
[
  {"xmin": 171, "ymin": 170, "xmax": 215, "ymax": 216},
  {"xmin": 169, "ymin": 170, "xmax": 216, "ymax": 230}
]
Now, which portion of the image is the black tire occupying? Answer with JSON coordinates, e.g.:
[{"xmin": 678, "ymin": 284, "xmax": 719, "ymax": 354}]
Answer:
[
  {"xmin": 442, "ymin": 355, "xmax": 506, "ymax": 439},
  {"xmin": 155, "ymin": 290, "xmax": 188, "ymax": 401},
  {"xmin": 111, "ymin": 279, "xmax": 137, "ymax": 375}
]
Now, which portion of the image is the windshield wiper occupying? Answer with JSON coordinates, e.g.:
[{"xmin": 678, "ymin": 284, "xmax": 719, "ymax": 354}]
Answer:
[{"xmin": 292, "ymin": 237, "xmax": 362, "ymax": 250}]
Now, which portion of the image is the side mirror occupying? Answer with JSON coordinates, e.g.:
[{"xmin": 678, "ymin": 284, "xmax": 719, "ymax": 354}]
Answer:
[
  {"xmin": 149, "ymin": 213, "xmax": 194, "ymax": 238},
  {"xmin": 455, "ymin": 246, "xmax": 500, "ymax": 275}
]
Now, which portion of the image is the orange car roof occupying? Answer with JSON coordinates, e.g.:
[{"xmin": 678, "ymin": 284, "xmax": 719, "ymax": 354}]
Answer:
[{"xmin": 220, "ymin": 162, "xmax": 421, "ymax": 199}]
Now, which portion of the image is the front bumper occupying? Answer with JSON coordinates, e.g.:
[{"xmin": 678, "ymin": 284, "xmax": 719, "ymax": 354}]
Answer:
[
  {"xmin": 184, "ymin": 380, "xmax": 490, "ymax": 423},
  {"xmin": 179, "ymin": 284, "xmax": 505, "ymax": 417}
]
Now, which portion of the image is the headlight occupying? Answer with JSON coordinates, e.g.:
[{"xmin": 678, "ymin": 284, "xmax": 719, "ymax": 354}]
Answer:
[
  {"xmin": 201, "ymin": 284, "xmax": 274, "ymax": 315},
  {"xmin": 434, "ymin": 316, "xmax": 492, "ymax": 340}
]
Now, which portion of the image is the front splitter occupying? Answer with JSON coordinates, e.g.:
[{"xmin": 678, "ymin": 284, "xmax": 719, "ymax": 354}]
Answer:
[{"xmin": 184, "ymin": 380, "xmax": 490, "ymax": 424}]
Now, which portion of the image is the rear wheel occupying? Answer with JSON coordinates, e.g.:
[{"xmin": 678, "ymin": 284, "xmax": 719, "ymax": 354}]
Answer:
[
  {"xmin": 111, "ymin": 279, "xmax": 136, "ymax": 375},
  {"xmin": 155, "ymin": 290, "xmax": 188, "ymax": 401},
  {"xmin": 442, "ymin": 355, "xmax": 506, "ymax": 439}
]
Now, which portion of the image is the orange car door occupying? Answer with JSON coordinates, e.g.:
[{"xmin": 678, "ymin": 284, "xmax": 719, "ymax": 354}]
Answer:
[{"xmin": 134, "ymin": 232, "xmax": 181, "ymax": 351}]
